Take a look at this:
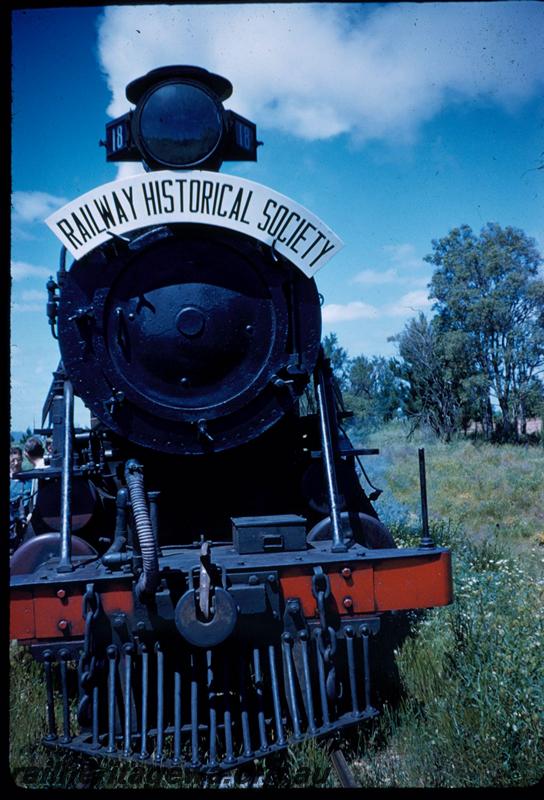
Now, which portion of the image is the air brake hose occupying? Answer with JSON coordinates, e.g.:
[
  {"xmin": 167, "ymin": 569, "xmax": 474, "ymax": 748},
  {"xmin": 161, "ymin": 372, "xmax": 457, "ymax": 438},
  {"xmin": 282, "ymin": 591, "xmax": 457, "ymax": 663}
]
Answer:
[
  {"xmin": 124, "ymin": 459, "xmax": 160, "ymax": 598},
  {"xmin": 101, "ymin": 487, "xmax": 131, "ymax": 568}
]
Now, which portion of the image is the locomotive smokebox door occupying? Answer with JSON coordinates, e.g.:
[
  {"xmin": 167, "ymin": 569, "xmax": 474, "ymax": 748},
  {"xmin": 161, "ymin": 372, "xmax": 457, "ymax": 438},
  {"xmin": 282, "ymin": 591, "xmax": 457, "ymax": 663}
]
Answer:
[{"xmin": 57, "ymin": 225, "xmax": 321, "ymax": 454}]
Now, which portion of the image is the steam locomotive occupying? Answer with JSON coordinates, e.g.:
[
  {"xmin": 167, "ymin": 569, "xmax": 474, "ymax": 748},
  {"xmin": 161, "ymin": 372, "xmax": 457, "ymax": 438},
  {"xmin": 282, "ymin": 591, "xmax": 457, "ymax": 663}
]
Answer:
[{"xmin": 10, "ymin": 66, "xmax": 453, "ymax": 774}]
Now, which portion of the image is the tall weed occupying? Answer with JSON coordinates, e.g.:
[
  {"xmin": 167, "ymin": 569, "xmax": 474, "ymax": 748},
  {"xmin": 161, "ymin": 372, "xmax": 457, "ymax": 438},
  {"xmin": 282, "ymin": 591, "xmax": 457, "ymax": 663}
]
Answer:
[{"xmin": 354, "ymin": 526, "xmax": 544, "ymax": 787}]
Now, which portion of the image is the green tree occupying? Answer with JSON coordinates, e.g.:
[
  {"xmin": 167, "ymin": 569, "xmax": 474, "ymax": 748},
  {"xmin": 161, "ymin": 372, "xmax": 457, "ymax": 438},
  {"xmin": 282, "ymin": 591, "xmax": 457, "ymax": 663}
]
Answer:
[
  {"xmin": 345, "ymin": 354, "xmax": 403, "ymax": 432},
  {"xmin": 322, "ymin": 332, "xmax": 350, "ymax": 391},
  {"xmin": 321, "ymin": 334, "xmax": 404, "ymax": 431},
  {"xmin": 426, "ymin": 223, "xmax": 544, "ymax": 441},
  {"xmin": 19, "ymin": 427, "xmax": 33, "ymax": 446},
  {"xmin": 391, "ymin": 313, "xmax": 463, "ymax": 441}
]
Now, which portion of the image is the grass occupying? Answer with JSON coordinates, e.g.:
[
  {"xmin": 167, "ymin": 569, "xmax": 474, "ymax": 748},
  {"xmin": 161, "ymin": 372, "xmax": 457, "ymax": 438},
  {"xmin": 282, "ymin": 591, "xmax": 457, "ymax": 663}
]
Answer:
[
  {"xmin": 350, "ymin": 523, "xmax": 544, "ymax": 787},
  {"xmin": 345, "ymin": 422, "xmax": 544, "ymax": 787},
  {"xmin": 10, "ymin": 422, "xmax": 544, "ymax": 787},
  {"xmin": 364, "ymin": 420, "xmax": 544, "ymax": 545},
  {"xmin": 8, "ymin": 641, "xmax": 337, "ymax": 789}
]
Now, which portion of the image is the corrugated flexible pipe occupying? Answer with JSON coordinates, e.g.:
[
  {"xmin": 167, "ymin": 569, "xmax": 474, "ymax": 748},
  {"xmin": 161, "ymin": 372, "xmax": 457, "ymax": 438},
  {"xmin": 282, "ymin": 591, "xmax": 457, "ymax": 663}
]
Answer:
[{"xmin": 124, "ymin": 459, "xmax": 160, "ymax": 598}]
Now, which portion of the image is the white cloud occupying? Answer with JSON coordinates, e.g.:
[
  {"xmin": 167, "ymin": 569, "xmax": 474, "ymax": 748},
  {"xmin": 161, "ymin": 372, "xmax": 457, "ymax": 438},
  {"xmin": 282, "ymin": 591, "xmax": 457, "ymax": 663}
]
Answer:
[
  {"xmin": 12, "ymin": 191, "xmax": 67, "ymax": 224},
  {"xmin": 11, "ymin": 261, "xmax": 52, "ymax": 281},
  {"xmin": 353, "ymin": 268, "xmax": 398, "ymax": 285},
  {"xmin": 115, "ymin": 162, "xmax": 146, "ymax": 180},
  {"xmin": 383, "ymin": 243, "xmax": 424, "ymax": 270},
  {"xmin": 20, "ymin": 289, "xmax": 46, "ymax": 302},
  {"xmin": 11, "ymin": 302, "xmax": 44, "ymax": 313},
  {"xmin": 11, "ymin": 289, "xmax": 47, "ymax": 313},
  {"xmin": 352, "ymin": 243, "xmax": 431, "ymax": 286},
  {"xmin": 322, "ymin": 301, "xmax": 380, "ymax": 323},
  {"xmin": 385, "ymin": 289, "xmax": 433, "ymax": 317},
  {"xmin": 97, "ymin": 3, "xmax": 544, "ymax": 145},
  {"xmin": 322, "ymin": 288, "xmax": 432, "ymax": 324}
]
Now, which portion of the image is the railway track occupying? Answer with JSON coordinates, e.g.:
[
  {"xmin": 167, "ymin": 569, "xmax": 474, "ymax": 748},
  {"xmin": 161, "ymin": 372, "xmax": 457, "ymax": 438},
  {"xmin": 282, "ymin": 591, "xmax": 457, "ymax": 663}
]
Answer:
[
  {"xmin": 330, "ymin": 748, "xmax": 361, "ymax": 788},
  {"xmin": 214, "ymin": 746, "xmax": 360, "ymax": 789}
]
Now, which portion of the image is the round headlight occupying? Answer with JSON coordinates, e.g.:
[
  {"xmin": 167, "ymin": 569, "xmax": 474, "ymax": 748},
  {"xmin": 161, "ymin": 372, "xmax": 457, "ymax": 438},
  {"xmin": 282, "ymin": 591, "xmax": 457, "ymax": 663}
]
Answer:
[{"xmin": 135, "ymin": 81, "xmax": 224, "ymax": 169}]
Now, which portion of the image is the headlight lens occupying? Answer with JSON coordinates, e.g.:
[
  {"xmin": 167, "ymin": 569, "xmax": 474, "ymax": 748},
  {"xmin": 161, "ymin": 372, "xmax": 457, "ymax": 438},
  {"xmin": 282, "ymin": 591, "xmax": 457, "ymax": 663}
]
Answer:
[{"xmin": 137, "ymin": 82, "xmax": 223, "ymax": 168}]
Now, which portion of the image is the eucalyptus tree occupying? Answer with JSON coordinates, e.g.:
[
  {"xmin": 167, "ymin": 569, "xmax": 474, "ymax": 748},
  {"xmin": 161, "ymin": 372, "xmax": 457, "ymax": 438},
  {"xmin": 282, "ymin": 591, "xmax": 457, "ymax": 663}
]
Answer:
[
  {"xmin": 391, "ymin": 313, "xmax": 463, "ymax": 441},
  {"xmin": 346, "ymin": 354, "xmax": 403, "ymax": 431},
  {"xmin": 426, "ymin": 223, "xmax": 544, "ymax": 440}
]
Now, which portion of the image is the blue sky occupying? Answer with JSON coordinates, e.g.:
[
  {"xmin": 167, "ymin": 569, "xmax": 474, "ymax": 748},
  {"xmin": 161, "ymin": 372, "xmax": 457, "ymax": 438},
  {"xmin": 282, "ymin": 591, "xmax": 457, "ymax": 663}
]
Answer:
[{"xmin": 11, "ymin": 2, "xmax": 544, "ymax": 430}]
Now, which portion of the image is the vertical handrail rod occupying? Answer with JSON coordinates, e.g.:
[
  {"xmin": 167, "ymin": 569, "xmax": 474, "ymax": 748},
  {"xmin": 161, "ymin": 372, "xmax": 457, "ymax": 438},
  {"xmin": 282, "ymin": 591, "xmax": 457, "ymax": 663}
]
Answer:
[
  {"xmin": 315, "ymin": 355, "xmax": 347, "ymax": 553},
  {"xmin": 58, "ymin": 378, "xmax": 74, "ymax": 572}
]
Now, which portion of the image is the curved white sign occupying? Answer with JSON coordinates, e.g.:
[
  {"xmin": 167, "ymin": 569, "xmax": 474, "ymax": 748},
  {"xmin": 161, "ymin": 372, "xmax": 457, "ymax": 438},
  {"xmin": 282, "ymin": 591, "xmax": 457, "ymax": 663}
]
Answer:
[{"xmin": 45, "ymin": 170, "xmax": 343, "ymax": 277}]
